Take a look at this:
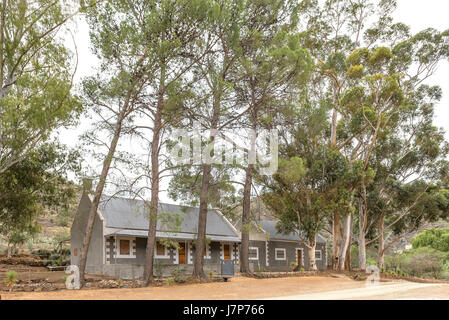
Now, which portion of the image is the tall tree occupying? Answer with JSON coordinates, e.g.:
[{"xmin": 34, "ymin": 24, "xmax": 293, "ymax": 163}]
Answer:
[
  {"xmin": 77, "ymin": 0, "xmax": 157, "ymax": 286},
  {"xmin": 0, "ymin": 0, "xmax": 83, "ymax": 174},
  {"xmin": 232, "ymin": 0, "xmax": 313, "ymax": 274},
  {"xmin": 295, "ymin": 0, "xmax": 407, "ymax": 270},
  {"xmin": 259, "ymin": 102, "xmax": 359, "ymax": 270},
  {"xmin": 80, "ymin": 0, "xmax": 216, "ymax": 286}
]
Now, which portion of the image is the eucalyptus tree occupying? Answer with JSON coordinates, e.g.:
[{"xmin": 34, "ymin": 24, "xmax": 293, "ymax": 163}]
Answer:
[
  {"xmin": 295, "ymin": 0, "xmax": 449, "ymax": 270},
  {"xmin": 0, "ymin": 0, "xmax": 85, "ymax": 174},
  {"xmin": 291, "ymin": 0, "xmax": 407, "ymax": 270},
  {"xmin": 339, "ymin": 25, "xmax": 449, "ymax": 269},
  {"xmin": 357, "ymin": 84, "xmax": 449, "ymax": 269},
  {"xmin": 259, "ymin": 102, "xmax": 359, "ymax": 270},
  {"xmin": 0, "ymin": 143, "xmax": 80, "ymax": 258}
]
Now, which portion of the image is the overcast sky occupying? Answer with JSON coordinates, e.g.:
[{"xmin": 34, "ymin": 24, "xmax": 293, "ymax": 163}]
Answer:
[{"xmin": 59, "ymin": 0, "xmax": 449, "ymax": 202}]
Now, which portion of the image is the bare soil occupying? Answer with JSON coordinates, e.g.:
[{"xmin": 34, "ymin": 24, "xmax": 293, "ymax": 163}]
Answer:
[{"xmin": 2, "ymin": 255, "xmax": 448, "ymax": 300}]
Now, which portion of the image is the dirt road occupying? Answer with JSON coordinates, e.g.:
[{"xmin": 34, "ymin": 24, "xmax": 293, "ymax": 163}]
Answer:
[{"xmin": 1, "ymin": 276, "xmax": 448, "ymax": 300}]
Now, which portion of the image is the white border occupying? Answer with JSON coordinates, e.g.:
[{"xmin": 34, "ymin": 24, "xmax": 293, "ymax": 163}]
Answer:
[
  {"xmin": 315, "ymin": 249, "xmax": 322, "ymax": 261},
  {"xmin": 115, "ymin": 236, "xmax": 136, "ymax": 258},
  {"xmin": 220, "ymin": 242, "xmax": 234, "ymax": 260},
  {"xmin": 176, "ymin": 241, "xmax": 187, "ymax": 264},
  {"xmin": 275, "ymin": 248, "xmax": 286, "ymax": 261},
  {"xmin": 249, "ymin": 247, "xmax": 259, "ymax": 261},
  {"xmin": 295, "ymin": 248, "xmax": 304, "ymax": 266},
  {"xmin": 155, "ymin": 241, "xmax": 170, "ymax": 259}
]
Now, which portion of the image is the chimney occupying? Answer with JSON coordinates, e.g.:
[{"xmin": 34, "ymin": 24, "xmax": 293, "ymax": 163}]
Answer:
[{"xmin": 82, "ymin": 178, "xmax": 93, "ymax": 194}]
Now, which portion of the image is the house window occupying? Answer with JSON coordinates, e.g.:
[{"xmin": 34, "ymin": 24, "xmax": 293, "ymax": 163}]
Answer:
[
  {"xmin": 115, "ymin": 237, "xmax": 136, "ymax": 258},
  {"xmin": 249, "ymin": 247, "xmax": 259, "ymax": 260},
  {"xmin": 155, "ymin": 241, "xmax": 169, "ymax": 258},
  {"xmin": 315, "ymin": 250, "xmax": 322, "ymax": 261},
  {"xmin": 120, "ymin": 239, "xmax": 130, "ymax": 255},
  {"xmin": 275, "ymin": 248, "xmax": 286, "ymax": 261}
]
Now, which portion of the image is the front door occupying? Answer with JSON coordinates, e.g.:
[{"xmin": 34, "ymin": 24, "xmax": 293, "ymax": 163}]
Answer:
[
  {"xmin": 297, "ymin": 249, "xmax": 302, "ymax": 266},
  {"xmin": 223, "ymin": 244, "xmax": 231, "ymax": 260},
  {"xmin": 179, "ymin": 242, "xmax": 186, "ymax": 264}
]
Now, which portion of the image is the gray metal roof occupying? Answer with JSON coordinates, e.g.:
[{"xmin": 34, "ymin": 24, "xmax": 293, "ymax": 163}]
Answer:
[
  {"xmin": 258, "ymin": 221, "xmax": 327, "ymax": 244},
  {"xmin": 105, "ymin": 229, "xmax": 240, "ymax": 242},
  {"xmin": 97, "ymin": 196, "xmax": 239, "ymax": 239}
]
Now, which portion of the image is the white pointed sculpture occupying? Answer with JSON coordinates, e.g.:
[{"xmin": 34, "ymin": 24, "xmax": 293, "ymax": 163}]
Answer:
[{"xmin": 65, "ymin": 265, "xmax": 81, "ymax": 290}]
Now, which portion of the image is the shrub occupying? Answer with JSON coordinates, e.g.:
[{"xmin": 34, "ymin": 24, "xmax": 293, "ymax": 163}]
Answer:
[
  {"xmin": 166, "ymin": 277, "xmax": 175, "ymax": 286},
  {"xmin": 4, "ymin": 271, "xmax": 19, "ymax": 292},
  {"xmin": 208, "ymin": 271, "xmax": 214, "ymax": 279},
  {"xmin": 412, "ymin": 228, "xmax": 449, "ymax": 252},
  {"xmin": 387, "ymin": 247, "xmax": 448, "ymax": 279},
  {"xmin": 154, "ymin": 261, "xmax": 164, "ymax": 278},
  {"xmin": 402, "ymin": 247, "xmax": 447, "ymax": 278},
  {"xmin": 171, "ymin": 267, "xmax": 187, "ymax": 283}
]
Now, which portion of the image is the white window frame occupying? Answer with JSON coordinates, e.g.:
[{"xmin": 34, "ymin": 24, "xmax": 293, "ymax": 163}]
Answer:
[
  {"xmin": 220, "ymin": 242, "xmax": 234, "ymax": 260},
  {"xmin": 155, "ymin": 241, "xmax": 170, "ymax": 259},
  {"xmin": 315, "ymin": 249, "xmax": 322, "ymax": 261},
  {"xmin": 248, "ymin": 247, "xmax": 259, "ymax": 261},
  {"xmin": 115, "ymin": 236, "xmax": 136, "ymax": 258},
  {"xmin": 275, "ymin": 248, "xmax": 287, "ymax": 261},
  {"xmin": 296, "ymin": 248, "xmax": 304, "ymax": 266}
]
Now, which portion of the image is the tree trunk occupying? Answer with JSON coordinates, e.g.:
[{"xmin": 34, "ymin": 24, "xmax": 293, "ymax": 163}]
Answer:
[
  {"xmin": 378, "ymin": 213, "xmax": 385, "ymax": 270},
  {"xmin": 143, "ymin": 106, "xmax": 162, "ymax": 285},
  {"xmin": 344, "ymin": 239, "xmax": 352, "ymax": 271},
  {"xmin": 6, "ymin": 238, "xmax": 11, "ymax": 259},
  {"xmin": 78, "ymin": 115, "xmax": 124, "ymax": 287},
  {"xmin": 193, "ymin": 81, "xmax": 220, "ymax": 279},
  {"xmin": 308, "ymin": 241, "xmax": 318, "ymax": 271},
  {"xmin": 338, "ymin": 213, "xmax": 352, "ymax": 271},
  {"xmin": 332, "ymin": 212, "xmax": 342, "ymax": 270},
  {"xmin": 193, "ymin": 163, "xmax": 212, "ymax": 279},
  {"xmin": 358, "ymin": 233, "xmax": 367, "ymax": 271},
  {"xmin": 358, "ymin": 185, "xmax": 368, "ymax": 271},
  {"xmin": 358, "ymin": 198, "xmax": 367, "ymax": 270},
  {"xmin": 143, "ymin": 62, "xmax": 165, "ymax": 286},
  {"xmin": 240, "ymin": 165, "xmax": 252, "ymax": 274}
]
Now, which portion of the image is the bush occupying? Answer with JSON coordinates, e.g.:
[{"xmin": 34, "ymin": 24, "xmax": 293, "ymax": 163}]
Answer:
[
  {"xmin": 350, "ymin": 245, "xmax": 378, "ymax": 269},
  {"xmin": 412, "ymin": 228, "xmax": 449, "ymax": 252},
  {"xmin": 4, "ymin": 271, "xmax": 18, "ymax": 292},
  {"xmin": 403, "ymin": 247, "xmax": 447, "ymax": 278},
  {"xmin": 171, "ymin": 267, "xmax": 187, "ymax": 283},
  {"xmin": 154, "ymin": 261, "xmax": 164, "ymax": 278},
  {"xmin": 166, "ymin": 277, "xmax": 175, "ymax": 286},
  {"xmin": 386, "ymin": 247, "xmax": 448, "ymax": 279}
]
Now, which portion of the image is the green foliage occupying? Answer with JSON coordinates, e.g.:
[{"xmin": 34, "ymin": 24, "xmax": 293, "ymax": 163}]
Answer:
[
  {"xmin": 0, "ymin": 1, "xmax": 82, "ymax": 174},
  {"xmin": 33, "ymin": 245, "xmax": 71, "ymax": 267},
  {"xmin": 4, "ymin": 270, "xmax": 18, "ymax": 291},
  {"xmin": 412, "ymin": 228, "xmax": 449, "ymax": 252},
  {"xmin": 385, "ymin": 247, "xmax": 449, "ymax": 279},
  {"xmin": 154, "ymin": 261, "xmax": 165, "ymax": 279},
  {"xmin": 0, "ymin": 143, "xmax": 79, "ymax": 250},
  {"xmin": 171, "ymin": 267, "xmax": 187, "ymax": 283},
  {"xmin": 166, "ymin": 277, "xmax": 175, "ymax": 286}
]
